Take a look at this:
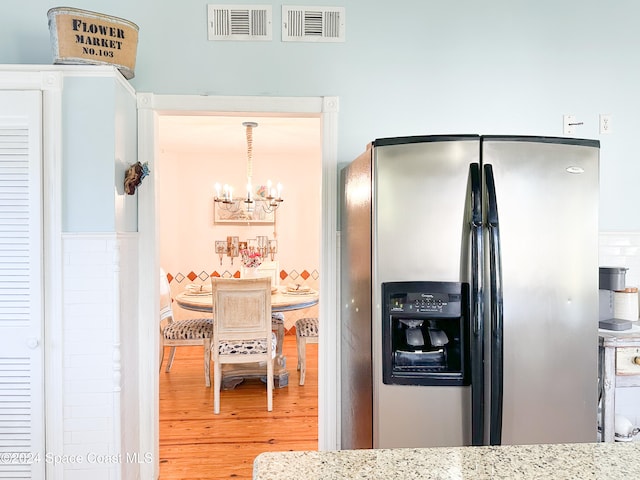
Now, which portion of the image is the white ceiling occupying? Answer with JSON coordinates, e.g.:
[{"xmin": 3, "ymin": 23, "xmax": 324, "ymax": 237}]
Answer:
[{"xmin": 158, "ymin": 114, "xmax": 321, "ymax": 158}]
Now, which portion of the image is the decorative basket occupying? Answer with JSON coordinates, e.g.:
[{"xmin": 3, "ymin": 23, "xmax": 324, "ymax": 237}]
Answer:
[{"xmin": 47, "ymin": 7, "xmax": 139, "ymax": 79}]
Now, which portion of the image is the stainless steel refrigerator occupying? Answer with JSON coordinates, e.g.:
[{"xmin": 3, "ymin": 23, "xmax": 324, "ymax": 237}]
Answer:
[{"xmin": 340, "ymin": 135, "xmax": 599, "ymax": 449}]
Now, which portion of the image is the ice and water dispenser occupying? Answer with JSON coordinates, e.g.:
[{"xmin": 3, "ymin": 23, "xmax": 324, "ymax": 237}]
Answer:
[{"xmin": 382, "ymin": 281, "xmax": 470, "ymax": 386}]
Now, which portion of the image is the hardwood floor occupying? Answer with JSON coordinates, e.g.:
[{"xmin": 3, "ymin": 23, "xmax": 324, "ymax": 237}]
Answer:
[{"xmin": 159, "ymin": 334, "xmax": 318, "ymax": 479}]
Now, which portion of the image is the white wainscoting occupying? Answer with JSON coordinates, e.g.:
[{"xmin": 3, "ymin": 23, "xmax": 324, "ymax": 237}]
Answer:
[{"xmin": 61, "ymin": 233, "xmax": 139, "ymax": 480}]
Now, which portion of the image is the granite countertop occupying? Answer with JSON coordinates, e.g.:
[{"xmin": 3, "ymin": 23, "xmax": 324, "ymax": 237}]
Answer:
[{"xmin": 253, "ymin": 442, "xmax": 640, "ymax": 479}]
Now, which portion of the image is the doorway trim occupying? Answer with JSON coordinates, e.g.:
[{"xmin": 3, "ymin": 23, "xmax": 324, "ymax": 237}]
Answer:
[{"xmin": 136, "ymin": 94, "xmax": 339, "ymax": 478}]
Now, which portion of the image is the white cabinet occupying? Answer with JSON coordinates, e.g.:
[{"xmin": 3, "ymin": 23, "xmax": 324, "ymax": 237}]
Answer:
[
  {"xmin": 599, "ymin": 328, "xmax": 640, "ymax": 442},
  {"xmin": 0, "ymin": 66, "xmax": 139, "ymax": 480},
  {"xmin": 0, "ymin": 89, "xmax": 45, "ymax": 479}
]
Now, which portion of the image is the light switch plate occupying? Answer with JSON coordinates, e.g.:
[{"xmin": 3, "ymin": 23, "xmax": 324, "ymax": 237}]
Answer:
[{"xmin": 563, "ymin": 115, "xmax": 575, "ymax": 135}]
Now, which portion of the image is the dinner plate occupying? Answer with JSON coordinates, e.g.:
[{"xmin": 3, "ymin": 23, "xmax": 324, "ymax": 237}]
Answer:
[
  {"xmin": 286, "ymin": 284, "xmax": 311, "ymax": 293},
  {"xmin": 184, "ymin": 290, "xmax": 211, "ymax": 297},
  {"xmin": 185, "ymin": 283, "xmax": 212, "ymax": 294},
  {"xmin": 283, "ymin": 288, "xmax": 316, "ymax": 296}
]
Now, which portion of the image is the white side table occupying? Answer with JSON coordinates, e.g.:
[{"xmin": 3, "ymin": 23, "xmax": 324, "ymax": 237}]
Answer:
[{"xmin": 599, "ymin": 325, "xmax": 640, "ymax": 442}]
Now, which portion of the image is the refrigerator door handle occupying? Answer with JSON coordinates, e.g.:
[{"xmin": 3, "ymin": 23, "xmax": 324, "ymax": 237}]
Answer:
[
  {"xmin": 484, "ymin": 163, "xmax": 504, "ymax": 446},
  {"xmin": 469, "ymin": 162, "xmax": 484, "ymax": 446}
]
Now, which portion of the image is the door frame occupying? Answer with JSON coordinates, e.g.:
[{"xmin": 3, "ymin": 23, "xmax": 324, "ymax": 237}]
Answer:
[{"xmin": 136, "ymin": 93, "xmax": 340, "ymax": 479}]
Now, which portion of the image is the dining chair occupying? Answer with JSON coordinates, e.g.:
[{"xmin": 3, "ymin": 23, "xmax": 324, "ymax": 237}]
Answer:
[
  {"xmin": 160, "ymin": 268, "xmax": 213, "ymax": 387},
  {"xmin": 211, "ymin": 276, "xmax": 275, "ymax": 413},
  {"xmin": 294, "ymin": 317, "xmax": 319, "ymax": 385}
]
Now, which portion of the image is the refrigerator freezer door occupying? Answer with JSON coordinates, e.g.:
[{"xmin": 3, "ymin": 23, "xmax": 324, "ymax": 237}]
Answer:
[
  {"xmin": 340, "ymin": 146, "xmax": 374, "ymax": 449},
  {"xmin": 372, "ymin": 136, "xmax": 480, "ymax": 448},
  {"xmin": 482, "ymin": 137, "xmax": 599, "ymax": 445}
]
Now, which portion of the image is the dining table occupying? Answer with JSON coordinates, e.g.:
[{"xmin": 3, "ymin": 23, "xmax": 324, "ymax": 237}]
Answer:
[{"xmin": 175, "ymin": 284, "xmax": 319, "ymax": 388}]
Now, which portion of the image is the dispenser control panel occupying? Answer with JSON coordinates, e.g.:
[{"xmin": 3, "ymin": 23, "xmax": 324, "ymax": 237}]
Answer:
[{"xmin": 389, "ymin": 291, "xmax": 462, "ymax": 316}]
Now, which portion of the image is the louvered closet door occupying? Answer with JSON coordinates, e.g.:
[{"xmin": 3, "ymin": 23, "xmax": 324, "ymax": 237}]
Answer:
[{"xmin": 0, "ymin": 91, "xmax": 45, "ymax": 479}]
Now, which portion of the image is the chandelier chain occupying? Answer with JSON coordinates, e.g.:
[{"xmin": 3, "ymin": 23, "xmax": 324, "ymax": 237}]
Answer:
[{"xmin": 246, "ymin": 123, "xmax": 253, "ymax": 181}]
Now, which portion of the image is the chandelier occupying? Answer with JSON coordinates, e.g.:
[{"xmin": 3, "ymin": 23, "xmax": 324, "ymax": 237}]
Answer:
[{"xmin": 213, "ymin": 121, "xmax": 284, "ymax": 215}]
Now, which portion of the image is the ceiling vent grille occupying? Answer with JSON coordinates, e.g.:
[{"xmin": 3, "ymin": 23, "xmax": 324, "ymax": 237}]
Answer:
[
  {"xmin": 207, "ymin": 4, "xmax": 272, "ymax": 41},
  {"xmin": 282, "ymin": 6, "xmax": 345, "ymax": 43}
]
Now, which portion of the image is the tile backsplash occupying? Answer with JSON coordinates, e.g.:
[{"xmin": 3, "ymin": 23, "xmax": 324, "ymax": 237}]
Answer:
[
  {"xmin": 167, "ymin": 267, "xmax": 319, "ymax": 287},
  {"xmin": 599, "ymin": 232, "xmax": 640, "ymax": 288}
]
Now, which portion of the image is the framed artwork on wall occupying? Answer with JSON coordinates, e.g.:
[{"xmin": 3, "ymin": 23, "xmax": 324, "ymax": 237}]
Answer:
[
  {"xmin": 215, "ymin": 240, "xmax": 226, "ymax": 265},
  {"xmin": 213, "ymin": 199, "xmax": 275, "ymax": 224}
]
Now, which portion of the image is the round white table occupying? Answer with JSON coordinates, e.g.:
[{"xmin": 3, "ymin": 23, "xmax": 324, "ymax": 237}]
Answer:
[
  {"xmin": 175, "ymin": 288, "xmax": 319, "ymax": 313},
  {"xmin": 175, "ymin": 287, "xmax": 319, "ymax": 388}
]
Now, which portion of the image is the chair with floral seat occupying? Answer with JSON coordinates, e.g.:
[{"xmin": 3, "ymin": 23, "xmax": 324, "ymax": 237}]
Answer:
[
  {"xmin": 159, "ymin": 268, "xmax": 213, "ymax": 386},
  {"xmin": 211, "ymin": 276, "xmax": 275, "ymax": 413}
]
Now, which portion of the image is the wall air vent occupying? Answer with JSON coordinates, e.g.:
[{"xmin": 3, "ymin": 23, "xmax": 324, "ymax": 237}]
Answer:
[
  {"xmin": 207, "ymin": 4, "xmax": 272, "ymax": 41},
  {"xmin": 282, "ymin": 6, "xmax": 345, "ymax": 43}
]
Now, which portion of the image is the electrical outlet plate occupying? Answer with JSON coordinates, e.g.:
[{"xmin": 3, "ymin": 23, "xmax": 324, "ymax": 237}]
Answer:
[{"xmin": 600, "ymin": 114, "xmax": 612, "ymax": 134}]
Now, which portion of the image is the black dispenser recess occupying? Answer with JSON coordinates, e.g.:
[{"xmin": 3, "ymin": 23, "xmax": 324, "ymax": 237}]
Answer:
[{"xmin": 382, "ymin": 281, "xmax": 470, "ymax": 386}]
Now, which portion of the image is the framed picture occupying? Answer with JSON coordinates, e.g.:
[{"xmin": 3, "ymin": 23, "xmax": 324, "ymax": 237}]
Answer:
[
  {"xmin": 226, "ymin": 236, "xmax": 239, "ymax": 258},
  {"xmin": 215, "ymin": 240, "xmax": 226, "ymax": 255},
  {"xmin": 214, "ymin": 199, "xmax": 275, "ymax": 224},
  {"xmin": 215, "ymin": 240, "xmax": 226, "ymax": 265},
  {"xmin": 268, "ymin": 239, "xmax": 278, "ymax": 260}
]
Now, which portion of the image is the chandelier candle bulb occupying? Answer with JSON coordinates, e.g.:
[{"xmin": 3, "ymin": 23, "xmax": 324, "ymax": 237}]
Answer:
[
  {"xmin": 222, "ymin": 184, "xmax": 233, "ymax": 202},
  {"xmin": 213, "ymin": 121, "xmax": 284, "ymax": 216}
]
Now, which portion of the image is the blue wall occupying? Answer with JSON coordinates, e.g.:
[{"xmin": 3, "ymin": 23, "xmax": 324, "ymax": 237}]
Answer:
[
  {"xmin": 62, "ymin": 76, "xmax": 116, "ymax": 231},
  {"xmin": 2, "ymin": 0, "xmax": 639, "ymax": 230},
  {"xmin": 61, "ymin": 74, "xmax": 138, "ymax": 232}
]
